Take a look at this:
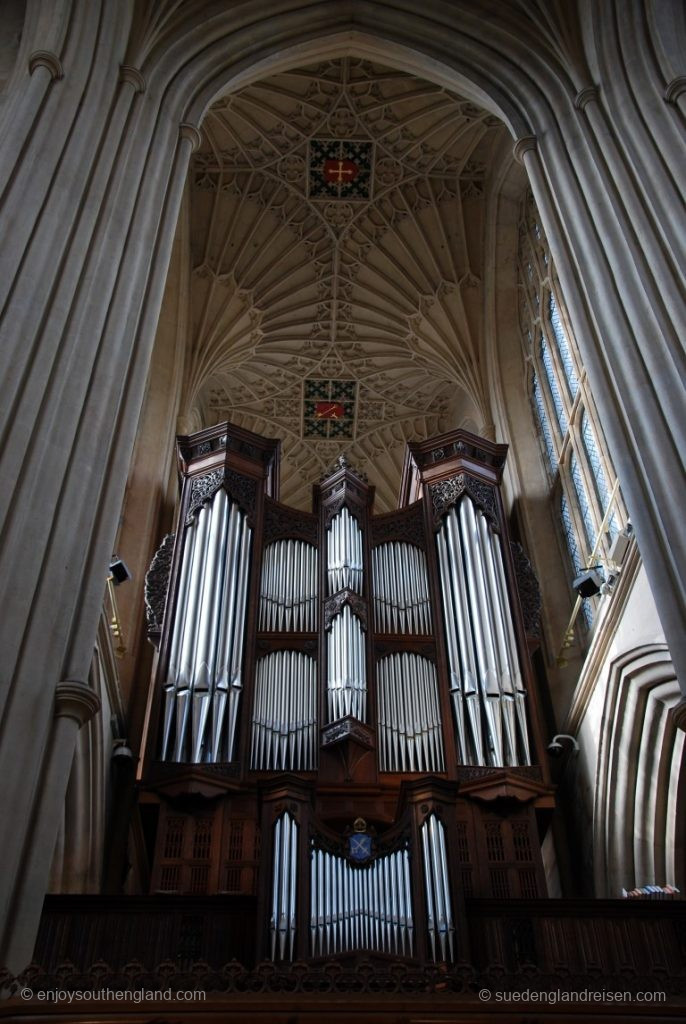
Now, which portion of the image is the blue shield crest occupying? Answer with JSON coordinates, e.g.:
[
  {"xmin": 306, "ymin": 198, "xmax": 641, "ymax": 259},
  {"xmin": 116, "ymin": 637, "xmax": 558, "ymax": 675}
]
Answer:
[{"xmin": 348, "ymin": 832, "xmax": 373, "ymax": 863}]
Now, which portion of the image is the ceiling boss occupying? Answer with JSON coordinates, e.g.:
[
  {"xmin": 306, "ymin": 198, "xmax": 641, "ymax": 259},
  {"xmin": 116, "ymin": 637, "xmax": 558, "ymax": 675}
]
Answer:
[{"xmin": 308, "ymin": 139, "xmax": 373, "ymax": 200}]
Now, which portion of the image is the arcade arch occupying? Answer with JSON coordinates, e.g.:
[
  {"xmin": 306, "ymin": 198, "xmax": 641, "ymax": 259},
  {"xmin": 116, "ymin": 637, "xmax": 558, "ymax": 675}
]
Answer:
[{"xmin": 0, "ymin": 0, "xmax": 684, "ymax": 975}]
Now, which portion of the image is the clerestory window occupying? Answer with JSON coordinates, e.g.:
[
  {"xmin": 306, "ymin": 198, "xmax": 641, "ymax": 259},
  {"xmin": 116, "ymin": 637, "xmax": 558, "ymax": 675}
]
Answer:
[{"xmin": 519, "ymin": 195, "xmax": 624, "ymax": 632}]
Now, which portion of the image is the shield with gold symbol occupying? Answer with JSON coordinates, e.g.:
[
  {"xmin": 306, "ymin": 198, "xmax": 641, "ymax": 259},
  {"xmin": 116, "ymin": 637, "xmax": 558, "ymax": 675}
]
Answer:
[{"xmin": 347, "ymin": 818, "xmax": 373, "ymax": 863}]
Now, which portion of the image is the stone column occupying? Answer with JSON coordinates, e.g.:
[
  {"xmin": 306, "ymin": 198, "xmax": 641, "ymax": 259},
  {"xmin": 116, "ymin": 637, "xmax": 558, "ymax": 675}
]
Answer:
[
  {"xmin": 3, "ymin": 682, "xmax": 100, "ymax": 972},
  {"xmin": 0, "ymin": 0, "xmax": 196, "ymax": 971},
  {"xmin": 515, "ymin": 80, "xmax": 686, "ymax": 703}
]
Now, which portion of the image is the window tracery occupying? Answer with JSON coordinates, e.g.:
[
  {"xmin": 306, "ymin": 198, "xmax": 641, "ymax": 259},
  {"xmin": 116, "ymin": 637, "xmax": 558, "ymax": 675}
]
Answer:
[{"xmin": 519, "ymin": 196, "xmax": 625, "ymax": 631}]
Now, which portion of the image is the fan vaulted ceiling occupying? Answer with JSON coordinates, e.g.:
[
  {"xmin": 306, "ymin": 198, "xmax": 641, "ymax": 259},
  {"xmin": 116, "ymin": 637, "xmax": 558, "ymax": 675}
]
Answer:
[{"xmin": 185, "ymin": 58, "xmax": 507, "ymax": 509}]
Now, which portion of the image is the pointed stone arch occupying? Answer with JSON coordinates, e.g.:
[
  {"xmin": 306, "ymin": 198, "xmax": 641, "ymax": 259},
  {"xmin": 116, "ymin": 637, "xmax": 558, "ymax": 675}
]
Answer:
[
  {"xmin": 1, "ymin": 0, "xmax": 685, "ymax": 975},
  {"xmin": 594, "ymin": 644, "xmax": 685, "ymax": 897}
]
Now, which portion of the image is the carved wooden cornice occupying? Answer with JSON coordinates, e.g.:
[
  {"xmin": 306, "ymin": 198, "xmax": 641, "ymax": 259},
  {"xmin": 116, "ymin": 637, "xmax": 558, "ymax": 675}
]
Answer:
[
  {"xmin": 263, "ymin": 499, "xmax": 317, "ymax": 545},
  {"xmin": 370, "ymin": 500, "xmax": 426, "ymax": 550},
  {"xmin": 177, "ymin": 422, "xmax": 280, "ymax": 471},
  {"xmin": 457, "ymin": 766, "xmax": 552, "ymax": 806},
  {"xmin": 185, "ymin": 467, "xmax": 258, "ymax": 524},
  {"xmin": 429, "ymin": 472, "xmax": 498, "ymax": 529},
  {"xmin": 375, "ymin": 640, "xmax": 435, "ymax": 661}
]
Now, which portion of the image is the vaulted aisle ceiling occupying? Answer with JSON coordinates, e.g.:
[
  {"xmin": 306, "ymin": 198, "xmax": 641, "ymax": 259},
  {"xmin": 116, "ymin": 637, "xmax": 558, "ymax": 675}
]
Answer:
[{"xmin": 185, "ymin": 58, "xmax": 507, "ymax": 509}]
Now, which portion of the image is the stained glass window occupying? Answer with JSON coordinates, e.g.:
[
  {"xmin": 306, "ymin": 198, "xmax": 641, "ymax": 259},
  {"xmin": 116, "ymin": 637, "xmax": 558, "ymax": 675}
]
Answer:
[
  {"xmin": 560, "ymin": 493, "xmax": 594, "ymax": 626},
  {"xmin": 548, "ymin": 294, "xmax": 579, "ymax": 398},
  {"xmin": 581, "ymin": 412, "xmax": 619, "ymax": 539},
  {"xmin": 570, "ymin": 452, "xmax": 596, "ymax": 551},
  {"xmin": 520, "ymin": 192, "xmax": 624, "ymax": 639},
  {"xmin": 560, "ymin": 492, "xmax": 582, "ymax": 573},
  {"xmin": 532, "ymin": 373, "xmax": 555, "ymax": 473},
  {"xmin": 539, "ymin": 335, "xmax": 567, "ymax": 435}
]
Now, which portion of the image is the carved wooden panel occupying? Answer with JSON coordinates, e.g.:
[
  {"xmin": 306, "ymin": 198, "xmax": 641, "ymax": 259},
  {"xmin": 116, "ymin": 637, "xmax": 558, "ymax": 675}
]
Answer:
[
  {"xmin": 370, "ymin": 500, "xmax": 427, "ymax": 550},
  {"xmin": 144, "ymin": 532, "xmax": 175, "ymax": 637},
  {"xmin": 429, "ymin": 473, "xmax": 499, "ymax": 529},
  {"xmin": 263, "ymin": 498, "xmax": 317, "ymax": 544}
]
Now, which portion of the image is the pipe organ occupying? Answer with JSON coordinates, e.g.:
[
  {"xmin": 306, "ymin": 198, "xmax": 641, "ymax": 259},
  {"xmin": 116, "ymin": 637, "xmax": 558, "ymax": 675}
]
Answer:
[
  {"xmin": 310, "ymin": 840, "xmax": 414, "ymax": 957},
  {"xmin": 327, "ymin": 507, "xmax": 364, "ymax": 594},
  {"xmin": 143, "ymin": 423, "xmax": 552, "ymax": 968},
  {"xmin": 259, "ymin": 539, "xmax": 318, "ymax": 632},
  {"xmin": 421, "ymin": 814, "xmax": 455, "ymax": 963},
  {"xmin": 377, "ymin": 654, "xmax": 444, "ymax": 772},
  {"xmin": 326, "ymin": 604, "xmax": 367, "ymax": 722},
  {"xmin": 270, "ymin": 811, "xmax": 298, "ymax": 961},
  {"xmin": 160, "ymin": 489, "xmax": 252, "ymax": 763},
  {"xmin": 372, "ymin": 542, "xmax": 432, "ymax": 634},
  {"xmin": 250, "ymin": 651, "xmax": 318, "ymax": 771},
  {"xmin": 436, "ymin": 500, "xmax": 530, "ymax": 767}
]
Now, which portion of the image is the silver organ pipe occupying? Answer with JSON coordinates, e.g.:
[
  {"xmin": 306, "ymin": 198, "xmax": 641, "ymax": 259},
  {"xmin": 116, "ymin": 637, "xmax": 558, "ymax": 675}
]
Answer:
[
  {"xmin": 420, "ymin": 814, "xmax": 455, "ymax": 962},
  {"xmin": 377, "ymin": 654, "xmax": 444, "ymax": 772},
  {"xmin": 490, "ymin": 526, "xmax": 532, "ymax": 764},
  {"xmin": 310, "ymin": 843, "xmax": 413, "ymax": 957},
  {"xmin": 436, "ymin": 527, "xmax": 471, "ymax": 765},
  {"xmin": 270, "ymin": 812, "xmax": 299, "ymax": 961},
  {"xmin": 259, "ymin": 539, "xmax": 318, "ymax": 632},
  {"xmin": 327, "ymin": 507, "xmax": 363, "ymax": 594},
  {"xmin": 326, "ymin": 604, "xmax": 366, "ymax": 721},
  {"xmin": 436, "ymin": 495, "xmax": 531, "ymax": 767},
  {"xmin": 161, "ymin": 490, "xmax": 251, "ymax": 762},
  {"xmin": 250, "ymin": 651, "xmax": 318, "ymax": 770},
  {"xmin": 372, "ymin": 542, "xmax": 432, "ymax": 633},
  {"xmin": 458, "ymin": 497, "xmax": 504, "ymax": 766}
]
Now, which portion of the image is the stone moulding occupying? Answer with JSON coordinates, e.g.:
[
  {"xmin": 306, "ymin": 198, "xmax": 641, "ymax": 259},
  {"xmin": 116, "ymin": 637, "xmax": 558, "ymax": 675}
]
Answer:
[
  {"xmin": 512, "ymin": 134, "xmax": 537, "ymax": 164},
  {"xmin": 179, "ymin": 122, "xmax": 202, "ymax": 152},
  {"xmin": 119, "ymin": 65, "xmax": 146, "ymax": 93},
  {"xmin": 664, "ymin": 76, "xmax": 686, "ymax": 104},
  {"xmin": 28, "ymin": 51, "xmax": 63, "ymax": 80},
  {"xmin": 574, "ymin": 85, "xmax": 598, "ymax": 111},
  {"xmin": 54, "ymin": 681, "xmax": 101, "ymax": 726}
]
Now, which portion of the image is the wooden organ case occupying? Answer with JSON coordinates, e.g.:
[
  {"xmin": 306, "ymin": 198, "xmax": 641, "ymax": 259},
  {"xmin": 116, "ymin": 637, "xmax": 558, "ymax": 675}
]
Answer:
[{"xmin": 141, "ymin": 422, "xmax": 553, "ymax": 967}]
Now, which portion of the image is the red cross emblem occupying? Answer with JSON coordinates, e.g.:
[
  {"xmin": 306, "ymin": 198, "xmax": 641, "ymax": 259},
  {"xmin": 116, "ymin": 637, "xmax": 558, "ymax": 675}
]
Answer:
[
  {"xmin": 314, "ymin": 401, "xmax": 346, "ymax": 420},
  {"xmin": 323, "ymin": 158, "xmax": 359, "ymax": 184}
]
